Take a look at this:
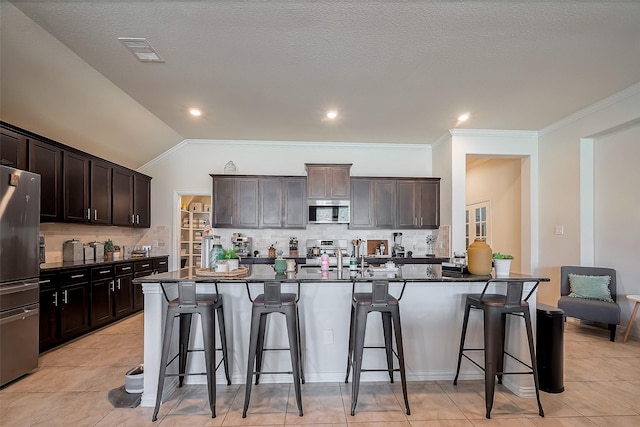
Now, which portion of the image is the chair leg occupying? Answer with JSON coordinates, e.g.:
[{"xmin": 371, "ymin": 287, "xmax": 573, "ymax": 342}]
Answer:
[
  {"xmin": 496, "ymin": 313, "xmax": 507, "ymax": 385},
  {"xmin": 453, "ymin": 301, "xmax": 472, "ymax": 385},
  {"xmin": 153, "ymin": 312, "xmax": 175, "ymax": 422},
  {"xmin": 382, "ymin": 312, "xmax": 394, "ymax": 383},
  {"xmin": 609, "ymin": 324, "xmax": 617, "ymax": 342},
  {"xmin": 254, "ymin": 314, "xmax": 267, "ymax": 385},
  {"xmin": 243, "ymin": 309, "xmax": 262, "ymax": 418},
  {"xmin": 391, "ymin": 308, "xmax": 410, "ymax": 415},
  {"xmin": 216, "ymin": 302, "xmax": 232, "ymax": 385},
  {"xmin": 178, "ymin": 313, "xmax": 193, "ymax": 387},
  {"xmin": 350, "ymin": 307, "xmax": 368, "ymax": 416},
  {"xmin": 523, "ymin": 309, "xmax": 544, "ymax": 417},
  {"xmin": 483, "ymin": 309, "xmax": 501, "ymax": 419},
  {"xmin": 286, "ymin": 307, "xmax": 303, "ymax": 416},
  {"xmin": 345, "ymin": 304, "xmax": 356, "ymax": 383},
  {"xmin": 296, "ymin": 306, "xmax": 305, "ymax": 384},
  {"xmin": 201, "ymin": 308, "xmax": 217, "ymax": 418}
]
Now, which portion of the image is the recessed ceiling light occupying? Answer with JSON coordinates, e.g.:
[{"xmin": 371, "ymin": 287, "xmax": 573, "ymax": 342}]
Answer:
[
  {"xmin": 189, "ymin": 108, "xmax": 202, "ymax": 117},
  {"xmin": 458, "ymin": 112, "xmax": 470, "ymax": 122},
  {"xmin": 326, "ymin": 110, "xmax": 338, "ymax": 119}
]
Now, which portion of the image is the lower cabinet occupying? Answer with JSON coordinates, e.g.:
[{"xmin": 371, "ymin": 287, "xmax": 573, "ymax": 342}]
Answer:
[
  {"xmin": 114, "ymin": 263, "xmax": 134, "ymax": 318},
  {"xmin": 38, "ymin": 272, "xmax": 60, "ymax": 352},
  {"xmin": 133, "ymin": 260, "xmax": 154, "ymax": 311},
  {"xmin": 89, "ymin": 266, "xmax": 115, "ymax": 327},
  {"xmin": 58, "ymin": 269, "xmax": 90, "ymax": 341}
]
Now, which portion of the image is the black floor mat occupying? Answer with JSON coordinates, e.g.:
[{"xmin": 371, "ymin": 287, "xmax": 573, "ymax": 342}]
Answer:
[{"xmin": 108, "ymin": 385, "xmax": 141, "ymax": 408}]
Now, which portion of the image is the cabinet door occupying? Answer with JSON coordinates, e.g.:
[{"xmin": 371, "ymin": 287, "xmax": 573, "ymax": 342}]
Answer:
[
  {"xmin": 133, "ymin": 174, "xmax": 151, "ymax": 228},
  {"xmin": 213, "ymin": 177, "xmax": 235, "ymax": 226},
  {"xmin": 260, "ymin": 178, "xmax": 283, "ymax": 228},
  {"xmin": 90, "ymin": 278, "xmax": 114, "ymax": 327},
  {"xmin": 236, "ymin": 178, "xmax": 259, "ymax": 227},
  {"xmin": 306, "ymin": 166, "xmax": 328, "ymax": 199},
  {"xmin": 113, "ymin": 275, "xmax": 133, "ymax": 318},
  {"xmin": 418, "ymin": 180, "xmax": 440, "ymax": 229},
  {"xmin": 39, "ymin": 283, "xmax": 60, "ymax": 352},
  {"xmin": 0, "ymin": 127, "xmax": 27, "ymax": 169},
  {"xmin": 328, "ymin": 166, "xmax": 351, "ymax": 199},
  {"xmin": 28, "ymin": 138, "xmax": 63, "ymax": 222},
  {"xmin": 59, "ymin": 282, "xmax": 89, "ymax": 340},
  {"xmin": 63, "ymin": 151, "xmax": 90, "ymax": 223},
  {"xmin": 112, "ymin": 167, "xmax": 134, "ymax": 226},
  {"xmin": 396, "ymin": 181, "xmax": 418, "ymax": 228},
  {"xmin": 350, "ymin": 178, "xmax": 374, "ymax": 229},
  {"xmin": 283, "ymin": 177, "xmax": 307, "ymax": 228},
  {"xmin": 373, "ymin": 180, "xmax": 395, "ymax": 228},
  {"xmin": 90, "ymin": 159, "xmax": 112, "ymax": 224}
]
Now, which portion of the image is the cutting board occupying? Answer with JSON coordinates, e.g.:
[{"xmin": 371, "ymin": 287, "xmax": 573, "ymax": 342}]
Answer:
[{"xmin": 367, "ymin": 239, "xmax": 389, "ymax": 256}]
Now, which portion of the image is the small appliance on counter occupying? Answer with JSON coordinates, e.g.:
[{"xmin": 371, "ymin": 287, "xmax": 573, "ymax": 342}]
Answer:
[
  {"xmin": 305, "ymin": 239, "xmax": 348, "ymax": 266},
  {"xmin": 392, "ymin": 232, "xmax": 405, "ymax": 257},
  {"xmin": 289, "ymin": 236, "xmax": 299, "ymax": 257},
  {"xmin": 89, "ymin": 241, "xmax": 104, "ymax": 260},
  {"xmin": 231, "ymin": 233, "xmax": 252, "ymax": 257},
  {"xmin": 63, "ymin": 239, "xmax": 84, "ymax": 262}
]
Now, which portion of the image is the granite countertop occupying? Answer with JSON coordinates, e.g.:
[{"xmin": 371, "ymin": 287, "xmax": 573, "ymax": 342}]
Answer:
[
  {"xmin": 40, "ymin": 254, "xmax": 169, "ymax": 272},
  {"xmin": 134, "ymin": 264, "xmax": 549, "ymax": 284}
]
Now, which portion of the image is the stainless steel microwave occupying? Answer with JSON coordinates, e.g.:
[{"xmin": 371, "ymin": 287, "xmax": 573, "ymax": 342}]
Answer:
[{"xmin": 307, "ymin": 200, "xmax": 350, "ymax": 224}]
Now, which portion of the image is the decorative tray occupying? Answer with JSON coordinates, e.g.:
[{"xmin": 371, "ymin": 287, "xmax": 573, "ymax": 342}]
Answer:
[{"xmin": 195, "ymin": 266, "xmax": 249, "ymax": 278}]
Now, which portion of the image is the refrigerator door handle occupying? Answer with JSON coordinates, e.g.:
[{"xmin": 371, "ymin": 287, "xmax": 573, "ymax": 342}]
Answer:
[
  {"xmin": 0, "ymin": 306, "xmax": 39, "ymax": 326},
  {"xmin": 0, "ymin": 281, "xmax": 39, "ymax": 296}
]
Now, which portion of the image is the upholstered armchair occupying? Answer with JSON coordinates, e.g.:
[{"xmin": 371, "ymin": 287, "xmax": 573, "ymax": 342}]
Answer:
[{"xmin": 557, "ymin": 266, "xmax": 621, "ymax": 341}]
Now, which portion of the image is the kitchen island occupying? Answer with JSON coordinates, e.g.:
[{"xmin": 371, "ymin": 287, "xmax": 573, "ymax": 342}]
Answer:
[{"xmin": 135, "ymin": 265, "xmax": 549, "ymax": 408}]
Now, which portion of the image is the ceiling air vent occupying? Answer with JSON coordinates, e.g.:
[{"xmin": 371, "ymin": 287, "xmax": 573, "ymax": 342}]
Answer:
[{"xmin": 118, "ymin": 37, "xmax": 165, "ymax": 63}]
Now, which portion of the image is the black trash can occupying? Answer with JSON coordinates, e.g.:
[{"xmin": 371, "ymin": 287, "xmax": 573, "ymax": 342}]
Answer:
[{"xmin": 536, "ymin": 303, "xmax": 564, "ymax": 393}]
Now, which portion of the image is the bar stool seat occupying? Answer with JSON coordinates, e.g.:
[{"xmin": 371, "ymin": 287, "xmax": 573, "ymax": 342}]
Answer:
[
  {"xmin": 243, "ymin": 281, "xmax": 304, "ymax": 418},
  {"xmin": 345, "ymin": 280, "xmax": 410, "ymax": 416},
  {"xmin": 453, "ymin": 278, "xmax": 544, "ymax": 419},
  {"xmin": 152, "ymin": 282, "xmax": 230, "ymax": 422}
]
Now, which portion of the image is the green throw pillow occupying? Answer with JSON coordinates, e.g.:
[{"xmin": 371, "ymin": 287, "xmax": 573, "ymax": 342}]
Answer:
[{"xmin": 568, "ymin": 273, "xmax": 613, "ymax": 302}]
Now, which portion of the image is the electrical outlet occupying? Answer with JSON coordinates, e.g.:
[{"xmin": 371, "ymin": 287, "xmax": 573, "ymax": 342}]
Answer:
[
  {"xmin": 554, "ymin": 225, "xmax": 564, "ymax": 235},
  {"xmin": 323, "ymin": 329, "xmax": 334, "ymax": 345}
]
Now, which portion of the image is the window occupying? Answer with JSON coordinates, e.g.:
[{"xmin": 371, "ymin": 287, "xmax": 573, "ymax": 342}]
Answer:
[{"xmin": 465, "ymin": 201, "xmax": 491, "ymax": 248}]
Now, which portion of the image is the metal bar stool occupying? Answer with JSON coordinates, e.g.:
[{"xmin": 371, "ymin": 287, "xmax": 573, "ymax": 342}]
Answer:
[
  {"xmin": 242, "ymin": 280, "xmax": 304, "ymax": 418},
  {"xmin": 152, "ymin": 281, "xmax": 228, "ymax": 422},
  {"xmin": 453, "ymin": 278, "xmax": 544, "ymax": 419},
  {"xmin": 344, "ymin": 279, "xmax": 410, "ymax": 416}
]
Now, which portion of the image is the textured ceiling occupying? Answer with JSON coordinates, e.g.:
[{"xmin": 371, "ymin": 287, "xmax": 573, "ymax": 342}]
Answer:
[{"xmin": 3, "ymin": 1, "xmax": 640, "ymax": 167}]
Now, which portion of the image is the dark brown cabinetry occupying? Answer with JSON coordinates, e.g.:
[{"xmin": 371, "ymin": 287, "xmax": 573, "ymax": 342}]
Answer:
[
  {"xmin": 112, "ymin": 167, "xmax": 151, "ymax": 228},
  {"xmin": 114, "ymin": 263, "xmax": 134, "ymax": 318},
  {"xmin": 38, "ymin": 271, "xmax": 60, "ymax": 352},
  {"xmin": 133, "ymin": 260, "xmax": 153, "ymax": 311},
  {"xmin": 89, "ymin": 266, "xmax": 115, "ymax": 327},
  {"xmin": 0, "ymin": 127, "xmax": 27, "ymax": 169},
  {"xmin": 90, "ymin": 160, "xmax": 112, "ymax": 225},
  {"xmin": 63, "ymin": 151, "xmax": 90, "ymax": 223},
  {"xmin": 350, "ymin": 177, "xmax": 440, "ymax": 230},
  {"xmin": 58, "ymin": 269, "xmax": 90, "ymax": 341},
  {"xmin": 212, "ymin": 175, "xmax": 306, "ymax": 229},
  {"xmin": 305, "ymin": 164, "xmax": 351, "ymax": 200},
  {"xmin": 133, "ymin": 174, "xmax": 151, "ymax": 228},
  {"xmin": 28, "ymin": 138, "xmax": 63, "ymax": 222}
]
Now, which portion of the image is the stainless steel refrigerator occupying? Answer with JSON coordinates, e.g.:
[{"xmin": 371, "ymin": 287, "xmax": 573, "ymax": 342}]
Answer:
[{"xmin": 0, "ymin": 165, "xmax": 40, "ymax": 386}]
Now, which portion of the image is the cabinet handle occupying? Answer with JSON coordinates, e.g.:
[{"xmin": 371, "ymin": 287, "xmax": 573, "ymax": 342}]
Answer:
[
  {"xmin": 94, "ymin": 209, "xmax": 98, "ymax": 221},
  {"xmin": 121, "ymin": 266, "xmax": 131, "ymax": 271},
  {"xmin": 98, "ymin": 269, "xmax": 110, "ymax": 275},
  {"xmin": 62, "ymin": 290, "xmax": 68, "ymax": 304},
  {"xmin": 39, "ymin": 279, "xmax": 51, "ymax": 285},
  {"xmin": 110, "ymin": 281, "xmax": 115, "ymax": 292},
  {"xmin": 141, "ymin": 263, "xmax": 150, "ymax": 268},
  {"xmin": 87, "ymin": 208, "xmax": 91, "ymax": 220},
  {"xmin": 136, "ymin": 214, "xmax": 140, "ymax": 224},
  {"xmin": 53, "ymin": 292, "xmax": 58, "ymax": 307},
  {"xmin": 131, "ymin": 214, "xmax": 135, "ymax": 224},
  {"xmin": 159, "ymin": 261, "xmax": 166, "ymax": 265},
  {"xmin": 116, "ymin": 278, "xmax": 121, "ymax": 290},
  {"xmin": 71, "ymin": 274, "xmax": 84, "ymax": 279},
  {"xmin": 231, "ymin": 215, "xmax": 233, "ymax": 225}
]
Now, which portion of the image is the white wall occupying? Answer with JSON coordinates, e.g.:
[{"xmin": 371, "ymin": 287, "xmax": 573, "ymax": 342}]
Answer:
[
  {"xmin": 139, "ymin": 140, "xmax": 435, "ymax": 270},
  {"xmin": 537, "ymin": 83, "xmax": 640, "ymax": 329},
  {"xmin": 466, "ymin": 158, "xmax": 522, "ymax": 273}
]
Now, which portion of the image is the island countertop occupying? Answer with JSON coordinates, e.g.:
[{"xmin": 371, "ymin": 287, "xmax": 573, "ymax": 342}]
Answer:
[{"xmin": 133, "ymin": 264, "xmax": 549, "ymax": 284}]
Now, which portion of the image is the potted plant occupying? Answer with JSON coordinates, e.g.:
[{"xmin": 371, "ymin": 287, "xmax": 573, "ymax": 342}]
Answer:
[
  {"xmin": 113, "ymin": 245, "xmax": 121, "ymax": 260},
  {"xmin": 223, "ymin": 247, "xmax": 240, "ymax": 271},
  {"xmin": 492, "ymin": 252, "xmax": 514, "ymax": 277},
  {"xmin": 104, "ymin": 239, "xmax": 115, "ymax": 260}
]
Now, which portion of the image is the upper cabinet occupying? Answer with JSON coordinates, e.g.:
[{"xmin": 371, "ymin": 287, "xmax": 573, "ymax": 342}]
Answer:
[
  {"xmin": 0, "ymin": 127, "xmax": 27, "ymax": 169},
  {"xmin": 2, "ymin": 122, "xmax": 152, "ymax": 228},
  {"xmin": 350, "ymin": 177, "xmax": 440, "ymax": 230},
  {"xmin": 305, "ymin": 164, "xmax": 351, "ymax": 200},
  {"xmin": 211, "ymin": 175, "xmax": 306, "ymax": 229}
]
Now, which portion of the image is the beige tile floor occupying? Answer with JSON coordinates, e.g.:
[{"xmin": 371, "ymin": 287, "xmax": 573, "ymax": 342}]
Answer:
[{"xmin": 1, "ymin": 313, "xmax": 640, "ymax": 426}]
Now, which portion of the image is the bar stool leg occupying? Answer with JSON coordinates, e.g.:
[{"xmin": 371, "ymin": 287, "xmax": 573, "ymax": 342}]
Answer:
[
  {"xmin": 286, "ymin": 306, "xmax": 303, "ymax": 416},
  {"xmin": 392, "ymin": 308, "xmax": 410, "ymax": 415},
  {"xmin": 523, "ymin": 309, "xmax": 544, "ymax": 417},
  {"xmin": 178, "ymin": 313, "xmax": 193, "ymax": 387},
  {"xmin": 453, "ymin": 301, "xmax": 472, "ymax": 385},
  {"xmin": 350, "ymin": 307, "xmax": 369, "ymax": 416},
  {"xmin": 201, "ymin": 308, "xmax": 217, "ymax": 418},
  {"xmin": 215, "ymin": 302, "xmax": 231, "ymax": 385},
  {"xmin": 382, "ymin": 312, "xmax": 394, "ymax": 383},
  {"xmin": 496, "ymin": 313, "xmax": 507, "ymax": 385},
  {"xmin": 254, "ymin": 314, "xmax": 268, "ymax": 385},
  {"xmin": 296, "ymin": 306, "xmax": 305, "ymax": 384},
  {"xmin": 153, "ymin": 312, "xmax": 175, "ymax": 422},
  {"xmin": 483, "ymin": 309, "xmax": 502, "ymax": 419},
  {"xmin": 243, "ymin": 309, "xmax": 262, "ymax": 418},
  {"xmin": 345, "ymin": 304, "xmax": 356, "ymax": 383}
]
